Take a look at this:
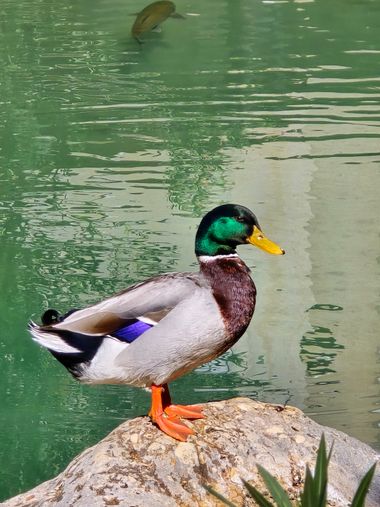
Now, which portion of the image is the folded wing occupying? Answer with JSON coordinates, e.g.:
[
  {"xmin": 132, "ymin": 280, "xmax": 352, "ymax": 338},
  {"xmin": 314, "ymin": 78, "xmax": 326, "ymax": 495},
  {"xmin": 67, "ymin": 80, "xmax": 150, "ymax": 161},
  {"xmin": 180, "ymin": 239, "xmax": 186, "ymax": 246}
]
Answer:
[{"xmin": 49, "ymin": 272, "xmax": 203, "ymax": 336}]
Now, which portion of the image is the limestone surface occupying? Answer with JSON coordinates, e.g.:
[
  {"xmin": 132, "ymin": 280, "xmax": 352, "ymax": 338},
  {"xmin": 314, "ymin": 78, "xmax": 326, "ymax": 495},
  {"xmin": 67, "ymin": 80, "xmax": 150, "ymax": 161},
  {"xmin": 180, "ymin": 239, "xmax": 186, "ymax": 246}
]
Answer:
[{"xmin": 3, "ymin": 398, "xmax": 380, "ymax": 506}]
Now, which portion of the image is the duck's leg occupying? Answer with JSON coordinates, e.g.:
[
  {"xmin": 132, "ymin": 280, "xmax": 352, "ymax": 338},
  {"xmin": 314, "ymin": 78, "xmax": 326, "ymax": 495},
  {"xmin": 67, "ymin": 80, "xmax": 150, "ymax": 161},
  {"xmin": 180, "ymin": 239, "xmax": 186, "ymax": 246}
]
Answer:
[
  {"xmin": 161, "ymin": 383, "xmax": 204, "ymax": 420},
  {"xmin": 149, "ymin": 385, "xmax": 194, "ymax": 441}
]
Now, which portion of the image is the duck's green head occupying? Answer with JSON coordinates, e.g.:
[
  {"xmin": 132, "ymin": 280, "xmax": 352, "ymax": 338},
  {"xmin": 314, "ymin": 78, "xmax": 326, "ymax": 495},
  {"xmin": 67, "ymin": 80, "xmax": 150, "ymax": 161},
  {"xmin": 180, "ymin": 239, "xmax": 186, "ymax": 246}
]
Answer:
[{"xmin": 195, "ymin": 204, "xmax": 285, "ymax": 257}]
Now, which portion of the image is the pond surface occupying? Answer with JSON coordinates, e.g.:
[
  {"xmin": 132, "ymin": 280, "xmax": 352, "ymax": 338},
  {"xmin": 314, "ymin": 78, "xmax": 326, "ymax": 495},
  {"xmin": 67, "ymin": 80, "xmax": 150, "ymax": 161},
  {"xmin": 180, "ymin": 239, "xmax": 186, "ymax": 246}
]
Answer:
[{"xmin": 1, "ymin": 0, "xmax": 380, "ymax": 501}]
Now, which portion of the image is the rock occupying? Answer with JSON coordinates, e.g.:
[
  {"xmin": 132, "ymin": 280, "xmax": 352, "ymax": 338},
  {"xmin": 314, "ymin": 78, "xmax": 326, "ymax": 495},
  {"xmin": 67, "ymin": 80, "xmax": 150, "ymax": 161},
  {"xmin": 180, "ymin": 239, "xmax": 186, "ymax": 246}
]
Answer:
[{"xmin": 3, "ymin": 398, "xmax": 380, "ymax": 506}]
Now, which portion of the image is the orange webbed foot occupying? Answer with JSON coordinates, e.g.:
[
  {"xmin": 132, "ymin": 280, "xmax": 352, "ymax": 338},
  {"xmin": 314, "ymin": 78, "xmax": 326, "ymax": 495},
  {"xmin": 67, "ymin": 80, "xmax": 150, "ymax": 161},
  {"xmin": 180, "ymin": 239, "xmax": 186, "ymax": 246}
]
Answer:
[
  {"xmin": 149, "ymin": 384, "xmax": 204, "ymax": 441},
  {"xmin": 154, "ymin": 412, "xmax": 194, "ymax": 442},
  {"xmin": 164, "ymin": 404, "xmax": 204, "ymax": 420}
]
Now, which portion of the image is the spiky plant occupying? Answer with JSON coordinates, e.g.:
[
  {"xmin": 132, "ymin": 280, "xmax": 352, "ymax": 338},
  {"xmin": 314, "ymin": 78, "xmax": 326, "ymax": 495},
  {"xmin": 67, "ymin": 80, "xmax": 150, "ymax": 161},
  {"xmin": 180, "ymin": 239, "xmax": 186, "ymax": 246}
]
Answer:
[{"xmin": 204, "ymin": 434, "xmax": 376, "ymax": 507}]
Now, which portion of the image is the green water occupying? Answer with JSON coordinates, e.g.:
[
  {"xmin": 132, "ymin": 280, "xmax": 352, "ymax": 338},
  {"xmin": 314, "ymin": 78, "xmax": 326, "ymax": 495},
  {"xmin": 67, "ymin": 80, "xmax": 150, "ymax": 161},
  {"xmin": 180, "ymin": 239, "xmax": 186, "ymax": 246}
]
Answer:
[{"xmin": 1, "ymin": 0, "xmax": 380, "ymax": 500}]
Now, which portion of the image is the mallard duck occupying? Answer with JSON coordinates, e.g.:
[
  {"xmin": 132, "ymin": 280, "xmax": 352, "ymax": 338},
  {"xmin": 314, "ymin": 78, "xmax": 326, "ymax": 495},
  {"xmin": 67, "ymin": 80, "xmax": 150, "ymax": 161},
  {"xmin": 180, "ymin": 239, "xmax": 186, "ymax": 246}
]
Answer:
[{"xmin": 29, "ymin": 204, "xmax": 284, "ymax": 441}]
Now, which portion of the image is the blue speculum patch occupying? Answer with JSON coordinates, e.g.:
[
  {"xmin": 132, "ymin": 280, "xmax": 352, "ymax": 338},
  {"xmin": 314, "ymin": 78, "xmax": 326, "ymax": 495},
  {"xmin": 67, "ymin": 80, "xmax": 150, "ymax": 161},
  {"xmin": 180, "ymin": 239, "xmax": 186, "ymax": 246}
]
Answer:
[{"xmin": 112, "ymin": 320, "xmax": 152, "ymax": 343}]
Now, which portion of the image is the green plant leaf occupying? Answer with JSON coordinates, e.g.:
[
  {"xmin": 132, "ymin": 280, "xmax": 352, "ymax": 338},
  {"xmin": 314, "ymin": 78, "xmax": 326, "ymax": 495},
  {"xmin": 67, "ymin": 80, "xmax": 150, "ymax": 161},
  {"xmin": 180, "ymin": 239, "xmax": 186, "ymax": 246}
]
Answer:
[
  {"xmin": 256, "ymin": 465, "xmax": 293, "ymax": 507},
  {"xmin": 242, "ymin": 479, "xmax": 276, "ymax": 507},
  {"xmin": 204, "ymin": 437, "xmax": 376, "ymax": 507},
  {"xmin": 350, "ymin": 463, "xmax": 377, "ymax": 507},
  {"xmin": 312, "ymin": 433, "xmax": 330, "ymax": 506},
  {"xmin": 203, "ymin": 484, "xmax": 238, "ymax": 507},
  {"xmin": 300, "ymin": 466, "xmax": 314, "ymax": 507}
]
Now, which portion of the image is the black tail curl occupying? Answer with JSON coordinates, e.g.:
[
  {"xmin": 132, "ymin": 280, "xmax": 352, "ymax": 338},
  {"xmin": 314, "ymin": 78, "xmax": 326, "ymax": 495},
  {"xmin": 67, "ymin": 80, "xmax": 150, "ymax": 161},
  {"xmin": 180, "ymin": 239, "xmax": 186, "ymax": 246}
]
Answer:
[
  {"xmin": 41, "ymin": 309, "xmax": 61, "ymax": 325},
  {"xmin": 41, "ymin": 308, "xmax": 79, "ymax": 326}
]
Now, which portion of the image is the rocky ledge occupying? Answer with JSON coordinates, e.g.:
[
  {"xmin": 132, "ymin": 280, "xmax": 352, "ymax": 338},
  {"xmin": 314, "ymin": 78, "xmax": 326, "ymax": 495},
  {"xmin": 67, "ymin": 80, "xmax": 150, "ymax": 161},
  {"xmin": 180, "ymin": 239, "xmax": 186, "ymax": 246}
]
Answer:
[{"xmin": 3, "ymin": 397, "xmax": 379, "ymax": 506}]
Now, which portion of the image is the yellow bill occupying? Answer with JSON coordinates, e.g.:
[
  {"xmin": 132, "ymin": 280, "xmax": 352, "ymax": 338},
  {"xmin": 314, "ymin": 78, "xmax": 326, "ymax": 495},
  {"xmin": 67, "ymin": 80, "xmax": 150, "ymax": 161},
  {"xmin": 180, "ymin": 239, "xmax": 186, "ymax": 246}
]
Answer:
[{"xmin": 247, "ymin": 226, "xmax": 285, "ymax": 255}]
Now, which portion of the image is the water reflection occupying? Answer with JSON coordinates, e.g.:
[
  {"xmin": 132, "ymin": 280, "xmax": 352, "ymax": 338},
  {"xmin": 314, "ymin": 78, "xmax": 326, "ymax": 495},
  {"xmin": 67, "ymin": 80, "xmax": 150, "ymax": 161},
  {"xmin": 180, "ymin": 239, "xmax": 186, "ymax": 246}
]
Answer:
[
  {"xmin": 300, "ymin": 325, "xmax": 344, "ymax": 376},
  {"xmin": 181, "ymin": 351, "xmax": 290, "ymax": 406}
]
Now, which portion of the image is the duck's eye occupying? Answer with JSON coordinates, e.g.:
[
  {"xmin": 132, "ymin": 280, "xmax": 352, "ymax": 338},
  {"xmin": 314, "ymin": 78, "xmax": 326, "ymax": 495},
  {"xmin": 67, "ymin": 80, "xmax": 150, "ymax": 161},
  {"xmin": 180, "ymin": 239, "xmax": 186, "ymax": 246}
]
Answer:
[{"xmin": 235, "ymin": 216, "xmax": 245, "ymax": 223}]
